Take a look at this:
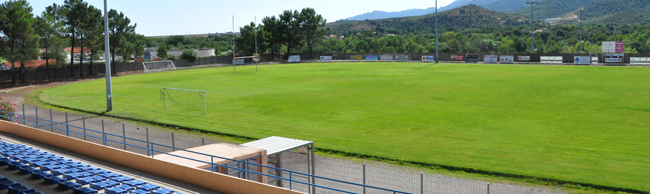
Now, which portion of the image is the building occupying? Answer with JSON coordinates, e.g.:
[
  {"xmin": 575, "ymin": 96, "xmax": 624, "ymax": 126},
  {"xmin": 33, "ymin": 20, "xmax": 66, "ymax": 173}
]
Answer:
[
  {"xmin": 2, "ymin": 59, "xmax": 57, "ymax": 70},
  {"xmin": 142, "ymin": 48, "xmax": 216, "ymax": 61}
]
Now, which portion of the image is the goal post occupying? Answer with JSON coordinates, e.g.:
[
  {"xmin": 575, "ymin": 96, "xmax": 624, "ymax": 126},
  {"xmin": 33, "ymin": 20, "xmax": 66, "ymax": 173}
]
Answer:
[
  {"xmin": 163, "ymin": 88, "xmax": 206, "ymax": 114},
  {"xmin": 143, "ymin": 60, "xmax": 177, "ymax": 73}
]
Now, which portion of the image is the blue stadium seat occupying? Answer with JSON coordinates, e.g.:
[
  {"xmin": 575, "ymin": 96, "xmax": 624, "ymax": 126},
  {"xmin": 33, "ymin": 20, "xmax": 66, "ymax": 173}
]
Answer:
[
  {"xmin": 43, "ymin": 175, "xmax": 68, "ymax": 185},
  {"xmin": 103, "ymin": 180, "xmax": 120, "ymax": 188},
  {"xmin": 152, "ymin": 187, "xmax": 175, "ymax": 194},
  {"xmin": 105, "ymin": 187, "xmax": 127, "ymax": 194},
  {"xmin": 100, "ymin": 172, "xmax": 122, "ymax": 179},
  {"xmin": 8, "ymin": 185, "xmax": 35, "ymax": 194},
  {"xmin": 89, "ymin": 181, "xmax": 110, "ymax": 190},
  {"xmin": 123, "ymin": 179, "xmax": 146, "ymax": 187},
  {"xmin": 63, "ymin": 173, "xmax": 81, "ymax": 180},
  {"xmin": 72, "ymin": 187, "xmax": 98, "ymax": 194},
  {"xmin": 19, "ymin": 166, "xmax": 39, "ymax": 174},
  {"xmin": 137, "ymin": 183, "xmax": 160, "ymax": 191},
  {"xmin": 111, "ymin": 176, "xmax": 134, "ymax": 183},
  {"xmin": 51, "ymin": 168, "xmax": 72, "ymax": 175},
  {"xmin": 31, "ymin": 171, "xmax": 52, "ymax": 179},
  {"xmin": 129, "ymin": 189, "xmax": 149, "ymax": 194},
  {"xmin": 114, "ymin": 184, "xmax": 135, "ymax": 192},
  {"xmin": 40, "ymin": 164, "xmax": 61, "ymax": 171},
  {"xmin": 58, "ymin": 181, "xmax": 82, "ymax": 190},
  {"xmin": 0, "ymin": 179, "xmax": 20, "ymax": 189}
]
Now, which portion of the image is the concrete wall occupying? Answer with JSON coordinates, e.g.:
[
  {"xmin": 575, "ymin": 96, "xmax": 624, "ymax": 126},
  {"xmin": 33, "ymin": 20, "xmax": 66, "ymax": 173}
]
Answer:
[{"xmin": 0, "ymin": 120, "xmax": 303, "ymax": 194}]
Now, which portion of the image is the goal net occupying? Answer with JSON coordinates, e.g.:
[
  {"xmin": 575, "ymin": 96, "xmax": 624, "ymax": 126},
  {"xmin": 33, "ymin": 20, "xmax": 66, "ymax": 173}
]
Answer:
[
  {"xmin": 143, "ymin": 60, "xmax": 177, "ymax": 73},
  {"xmin": 161, "ymin": 88, "xmax": 206, "ymax": 114}
]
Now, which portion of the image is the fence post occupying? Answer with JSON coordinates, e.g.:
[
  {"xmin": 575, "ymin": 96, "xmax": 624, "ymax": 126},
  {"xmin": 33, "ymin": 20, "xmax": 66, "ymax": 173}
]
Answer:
[
  {"xmin": 202, "ymin": 137, "xmax": 205, "ymax": 145},
  {"xmin": 211, "ymin": 156, "xmax": 214, "ymax": 172},
  {"xmin": 487, "ymin": 182, "xmax": 490, "ymax": 194},
  {"xmin": 363, "ymin": 163, "xmax": 366, "ymax": 194},
  {"xmin": 421, "ymin": 172, "xmax": 424, "ymax": 194},
  {"xmin": 49, "ymin": 109, "xmax": 53, "ymax": 132},
  {"xmin": 102, "ymin": 120, "xmax": 106, "ymax": 146},
  {"xmin": 151, "ymin": 143, "xmax": 154, "ymax": 158},
  {"xmin": 65, "ymin": 111, "xmax": 69, "ymax": 136},
  {"xmin": 172, "ymin": 132, "xmax": 175, "ymax": 151},
  {"xmin": 22, "ymin": 104, "xmax": 25, "ymax": 125},
  {"xmin": 146, "ymin": 128, "xmax": 150, "ymax": 156},
  {"xmin": 82, "ymin": 116, "xmax": 86, "ymax": 140},
  {"xmin": 122, "ymin": 124, "xmax": 126, "ymax": 150},
  {"xmin": 35, "ymin": 106, "xmax": 38, "ymax": 129}
]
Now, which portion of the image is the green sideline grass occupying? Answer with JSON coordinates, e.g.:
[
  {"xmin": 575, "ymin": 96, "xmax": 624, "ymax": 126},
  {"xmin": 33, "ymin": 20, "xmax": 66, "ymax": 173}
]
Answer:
[{"xmin": 39, "ymin": 63, "xmax": 650, "ymax": 191}]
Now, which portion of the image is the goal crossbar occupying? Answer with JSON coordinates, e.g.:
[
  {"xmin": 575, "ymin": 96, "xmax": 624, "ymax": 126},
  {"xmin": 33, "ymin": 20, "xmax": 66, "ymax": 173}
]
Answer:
[
  {"xmin": 163, "ymin": 88, "xmax": 206, "ymax": 114},
  {"xmin": 143, "ymin": 60, "xmax": 177, "ymax": 73}
]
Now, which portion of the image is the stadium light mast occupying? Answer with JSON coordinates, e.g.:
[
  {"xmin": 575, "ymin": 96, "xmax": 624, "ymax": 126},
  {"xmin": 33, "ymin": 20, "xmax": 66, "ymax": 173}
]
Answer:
[
  {"xmin": 579, "ymin": 7, "xmax": 583, "ymax": 53},
  {"xmin": 255, "ymin": 16, "xmax": 258, "ymax": 72},
  {"xmin": 526, "ymin": 0, "xmax": 538, "ymax": 54},
  {"xmin": 435, "ymin": 0, "xmax": 439, "ymax": 63},
  {"xmin": 233, "ymin": 15, "xmax": 235, "ymax": 75},
  {"xmin": 103, "ymin": 0, "xmax": 113, "ymax": 111}
]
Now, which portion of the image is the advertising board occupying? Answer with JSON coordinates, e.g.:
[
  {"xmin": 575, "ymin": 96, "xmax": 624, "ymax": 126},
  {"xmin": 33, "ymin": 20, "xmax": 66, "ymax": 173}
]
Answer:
[
  {"xmin": 574, "ymin": 56, "xmax": 591, "ymax": 65},
  {"xmin": 380, "ymin": 55, "xmax": 393, "ymax": 61},
  {"xmin": 500, "ymin": 55, "xmax": 514, "ymax": 64},
  {"xmin": 288, "ymin": 55, "xmax": 301, "ymax": 63},
  {"xmin": 451, "ymin": 55, "xmax": 464, "ymax": 61},
  {"xmin": 421, "ymin": 56, "xmax": 434, "ymax": 62},
  {"xmin": 320, "ymin": 56, "xmax": 332, "ymax": 62},
  {"xmin": 395, "ymin": 55, "xmax": 409, "ymax": 62},
  {"xmin": 466, "ymin": 55, "xmax": 479, "ymax": 63},
  {"xmin": 484, "ymin": 55, "xmax": 498, "ymax": 63},
  {"xmin": 603, "ymin": 41, "xmax": 625, "ymax": 53},
  {"xmin": 232, "ymin": 59, "xmax": 245, "ymax": 65},
  {"xmin": 518, "ymin": 56, "xmax": 530, "ymax": 61},
  {"xmin": 366, "ymin": 55, "xmax": 378, "ymax": 61},
  {"xmin": 350, "ymin": 55, "xmax": 362, "ymax": 60},
  {"xmin": 630, "ymin": 57, "xmax": 650, "ymax": 65},
  {"xmin": 540, "ymin": 56, "xmax": 563, "ymax": 64},
  {"xmin": 604, "ymin": 54, "xmax": 624, "ymax": 63}
]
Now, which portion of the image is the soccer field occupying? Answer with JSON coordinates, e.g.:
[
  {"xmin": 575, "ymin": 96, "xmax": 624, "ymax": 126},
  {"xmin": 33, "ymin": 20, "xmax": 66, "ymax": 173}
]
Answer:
[{"xmin": 39, "ymin": 63, "xmax": 650, "ymax": 191}]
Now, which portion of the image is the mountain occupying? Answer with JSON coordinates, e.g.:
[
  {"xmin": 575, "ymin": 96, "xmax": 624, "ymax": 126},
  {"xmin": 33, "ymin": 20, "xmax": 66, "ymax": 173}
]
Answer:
[
  {"xmin": 330, "ymin": 5, "xmax": 538, "ymax": 33},
  {"xmin": 580, "ymin": 0, "xmax": 650, "ymax": 25},
  {"xmin": 510, "ymin": 0, "xmax": 609, "ymax": 19},
  {"xmin": 345, "ymin": 0, "xmax": 534, "ymax": 21}
]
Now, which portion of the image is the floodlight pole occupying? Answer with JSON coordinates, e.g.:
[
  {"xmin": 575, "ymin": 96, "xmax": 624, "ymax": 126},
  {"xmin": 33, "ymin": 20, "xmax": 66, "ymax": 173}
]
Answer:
[
  {"xmin": 233, "ymin": 15, "xmax": 236, "ymax": 75},
  {"xmin": 579, "ymin": 8, "xmax": 583, "ymax": 53},
  {"xmin": 527, "ymin": 0, "xmax": 537, "ymax": 54},
  {"xmin": 103, "ymin": 0, "xmax": 113, "ymax": 111},
  {"xmin": 255, "ymin": 16, "xmax": 258, "ymax": 72},
  {"xmin": 435, "ymin": 0, "xmax": 439, "ymax": 63}
]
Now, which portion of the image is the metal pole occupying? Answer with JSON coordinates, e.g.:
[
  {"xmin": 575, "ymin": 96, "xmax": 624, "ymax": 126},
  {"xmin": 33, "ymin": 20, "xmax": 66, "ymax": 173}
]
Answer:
[
  {"xmin": 363, "ymin": 163, "xmax": 366, "ymax": 194},
  {"xmin": 435, "ymin": 0, "xmax": 439, "ymax": 63},
  {"xmin": 122, "ymin": 124, "xmax": 126, "ymax": 150},
  {"xmin": 211, "ymin": 157, "xmax": 214, "ymax": 172},
  {"xmin": 65, "ymin": 111, "xmax": 69, "ymax": 136},
  {"xmin": 278, "ymin": 153, "xmax": 283, "ymax": 187},
  {"xmin": 421, "ymin": 172, "xmax": 424, "ymax": 194},
  {"xmin": 233, "ymin": 15, "xmax": 236, "ymax": 75},
  {"xmin": 50, "ymin": 109, "xmax": 53, "ymax": 132},
  {"xmin": 35, "ymin": 106, "xmax": 38, "ymax": 129},
  {"xmin": 526, "ymin": 1, "xmax": 537, "ymax": 54},
  {"xmin": 146, "ymin": 127, "xmax": 150, "ymax": 156},
  {"xmin": 102, "ymin": 120, "xmax": 106, "ymax": 146},
  {"xmin": 22, "ymin": 104, "xmax": 25, "ymax": 125},
  {"xmin": 202, "ymin": 137, "xmax": 205, "ymax": 145},
  {"xmin": 255, "ymin": 16, "xmax": 258, "ymax": 73},
  {"xmin": 103, "ymin": 0, "xmax": 113, "ymax": 111},
  {"xmin": 311, "ymin": 143, "xmax": 316, "ymax": 194},
  {"xmin": 172, "ymin": 132, "xmax": 175, "ymax": 151},
  {"xmin": 83, "ymin": 116, "xmax": 86, "ymax": 140},
  {"xmin": 151, "ymin": 143, "xmax": 154, "ymax": 158},
  {"xmin": 487, "ymin": 182, "xmax": 490, "ymax": 194}
]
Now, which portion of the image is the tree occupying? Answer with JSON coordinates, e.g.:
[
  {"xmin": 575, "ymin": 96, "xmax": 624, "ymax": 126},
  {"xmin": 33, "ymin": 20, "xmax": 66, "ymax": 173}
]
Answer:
[
  {"xmin": 81, "ymin": 5, "xmax": 103, "ymax": 75},
  {"xmin": 298, "ymin": 8, "xmax": 328, "ymax": 59},
  {"xmin": 278, "ymin": 10, "xmax": 303, "ymax": 56},
  {"xmin": 180, "ymin": 50, "xmax": 197, "ymax": 62},
  {"xmin": 108, "ymin": 9, "xmax": 136, "ymax": 74},
  {"xmin": 157, "ymin": 44, "xmax": 168, "ymax": 60},
  {"xmin": 63, "ymin": 0, "xmax": 87, "ymax": 77},
  {"xmin": 35, "ymin": 3, "xmax": 66, "ymax": 81},
  {"xmin": 236, "ymin": 22, "xmax": 269, "ymax": 56},
  {"xmin": 262, "ymin": 16, "xmax": 282, "ymax": 57},
  {"xmin": 0, "ymin": 0, "xmax": 40, "ymax": 85}
]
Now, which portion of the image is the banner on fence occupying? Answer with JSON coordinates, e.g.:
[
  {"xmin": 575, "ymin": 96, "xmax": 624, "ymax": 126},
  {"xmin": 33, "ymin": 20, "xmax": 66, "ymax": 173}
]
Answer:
[
  {"xmin": 380, "ymin": 55, "xmax": 393, "ymax": 61},
  {"xmin": 630, "ymin": 57, "xmax": 650, "ymax": 65},
  {"xmin": 232, "ymin": 59, "xmax": 245, "ymax": 65},
  {"xmin": 574, "ymin": 56, "xmax": 591, "ymax": 65},
  {"xmin": 395, "ymin": 55, "xmax": 408, "ymax": 62},
  {"xmin": 603, "ymin": 41, "xmax": 625, "ymax": 53},
  {"xmin": 466, "ymin": 55, "xmax": 479, "ymax": 63},
  {"xmin": 451, "ymin": 55, "xmax": 465, "ymax": 61},
  {"xmin": 500, "ymin": 55, "xmax": 514, "ymax": 64},
  {"xmin": 366, "ymin": 55, "xmax": 378, "ymax": 61},
  {"xmin": 484, "ymin": 55, "xmax": 497, "ymax": 63},
  {"xmin": 518, "ymin": 56, "xmax": 530, "ymax": 61},
  {"xmin": 351, "ymin": 55, "xmax": 362, "ymax": 60},
  {"xmin": 288, "ymin": 55, "xmax": 301, "ymax": 63},
  {"xmin": 421, "ymin": 56, "xmax": 434, "ymax": 62},
  {"xmin": 540, "ymin": 56, "xmax": 563, "ymax": 64},
  {"xmin": 320, "ymin": 56, "xmax": 332, "ymax": 62},
  {"xmin": 604, "ymin": 54, "xmax": 624, "ymax": 63}
]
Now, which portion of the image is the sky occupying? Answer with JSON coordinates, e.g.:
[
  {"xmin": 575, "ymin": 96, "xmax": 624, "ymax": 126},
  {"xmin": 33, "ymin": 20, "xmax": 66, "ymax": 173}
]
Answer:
[{"xmin": 29, "ymin": 0, "xmax": 454, "ymax": 36}]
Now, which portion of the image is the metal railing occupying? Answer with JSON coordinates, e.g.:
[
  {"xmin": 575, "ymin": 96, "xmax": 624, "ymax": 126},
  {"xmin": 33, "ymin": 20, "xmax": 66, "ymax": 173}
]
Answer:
[{"xmin": 0, "ymin": 107, "xmax": 411, "ymax": 194}]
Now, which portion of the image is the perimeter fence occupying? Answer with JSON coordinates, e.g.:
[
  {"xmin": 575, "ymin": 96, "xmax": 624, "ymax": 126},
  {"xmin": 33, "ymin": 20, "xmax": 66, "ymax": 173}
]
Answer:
[{"xmin": 0, "ymin": 104, "xmax": 568, "ymax": 194}]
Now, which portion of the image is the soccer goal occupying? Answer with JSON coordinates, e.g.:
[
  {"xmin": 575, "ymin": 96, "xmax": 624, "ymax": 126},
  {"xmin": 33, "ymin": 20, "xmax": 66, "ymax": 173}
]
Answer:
[
  {"xmin": 162, "ymin": 88, "xmax": 206, "ymax": 114},
  {"xmin": 143, "ymin": 60, "xmax": 177, "ymax": 73}
]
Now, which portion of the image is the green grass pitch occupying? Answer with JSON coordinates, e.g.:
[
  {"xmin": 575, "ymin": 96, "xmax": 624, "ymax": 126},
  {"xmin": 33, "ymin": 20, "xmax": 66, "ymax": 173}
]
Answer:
[{"xmin": 39, "ymin": 62, "xmax": 650, "ymax": 191}]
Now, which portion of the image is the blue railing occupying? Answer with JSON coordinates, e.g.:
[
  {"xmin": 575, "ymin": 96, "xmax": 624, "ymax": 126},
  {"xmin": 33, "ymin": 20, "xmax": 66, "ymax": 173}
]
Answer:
[{"xmin": 0, "ymin": 109, "xmax": 411, "ymax": 194}]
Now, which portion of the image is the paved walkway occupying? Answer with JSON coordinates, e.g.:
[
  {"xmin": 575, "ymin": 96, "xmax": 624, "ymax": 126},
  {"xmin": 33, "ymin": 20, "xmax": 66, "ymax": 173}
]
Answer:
[{"xmin": 1, "ymin": 81, "xmax": 568, "ymax": 194}]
